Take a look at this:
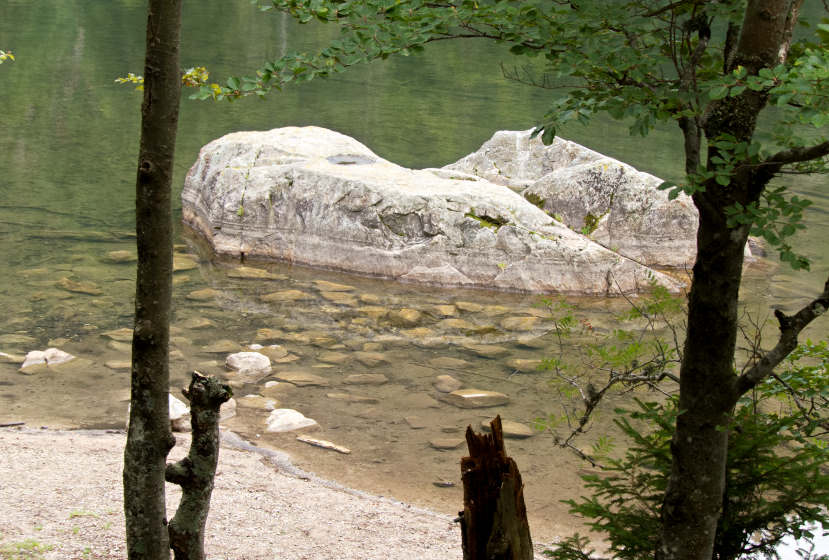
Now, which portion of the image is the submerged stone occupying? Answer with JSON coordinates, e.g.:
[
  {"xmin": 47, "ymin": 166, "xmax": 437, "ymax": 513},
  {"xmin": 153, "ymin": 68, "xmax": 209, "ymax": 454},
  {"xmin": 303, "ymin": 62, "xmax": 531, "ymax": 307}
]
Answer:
[
  {"xmin": 480, "ymin": 419, "xmax": 535, "ymax": 439},
  {"xmin": 500, "ymin": 316, "xmax": 542, "ymax": 332},
  {"xmin": 326, "ymin": 392, "xmax": 380, "ymax": 404},
  {"xmin": 317, "ymin": 351, "xmax": 350, "ymax": 365},
  {"xmin": 353, "ymin": 351, "xmax": 389, "ymax": 368},
  {"xmin": 261, "ymin": 289, "xmax": 313, "ymax": 302},
  {"xmin": 433, "ymin": 374, "xmax": 462, "ymax": 393},
  {"xmin": 319, "ymin": 291, "xmax": 358, "ymax": 306},
  {"xmin": 57, "ymin": 277, "xmax": 102, "ymax": 296},
  {"xmin": 343, "ymin": 373, "xmax": 388, "ymax": 385},
  {"xmin": 313, "ymin": 280, "xmax": 355, "ymax": 292},
  {"xmin": 236, "ymin": 395, "xmax": 278, "ymax": 411},
  {"xmin": 274, "ymin": 371, "xmax": 330, "ymax": 387},
  {"xmin": 460, "ymin": 343, "xmax": 510, "ymax": 359},
  {"xmin": 429, "ymin": 438, "xmax": 464, "ymax": 450},
  {"xmin": 173, "ymin": 254, "xmax": 199, "ymax": 272},
  {"xmin": 388, "ymin": 308, "xmax": 424, "ymax": 328},
  {"xmin": 0, "ymin": 334, "xmax": 37, "ymax": 346},
  {"xmin": 444, "ymin": 388, "xmax": 509, "ymax": 408},
  {"xmin": 428, "ymin": 357, "xmax": 470, "ymax": 369},
  {"xmin": 227, "ymin": 266, "xmax": 285, "ymax": 280},
  {"xmin": 202, "ymin": 339, "xmax": 241, "ymax": 353},
  {"xmin": 105, "ymin": 360, "xmax": 131, "ymax": 371},
  {"xmin": 105, "ymin": 250, "xmax": 137, "ymax": 263},
  {"xmin": 455, "ymin": 301, "xmax": 484, "ymax": 313},
  {"xmin": 186, "ymin": 288, "xmax": 221, "ymax": 301},
  {"xmin": 252, "ymin": 344, "xmax": 290, "ymax": 361},
  {"xmin": 505, "ymin": 358, "xmax": 543, "ymax": 373},
  {"xmin": 178, "ymin": 317, "xmax": 216, "ymax": 330},
  {"xmin": 102, "ymin": 328, "xmax": 133, "ymax": 342}
]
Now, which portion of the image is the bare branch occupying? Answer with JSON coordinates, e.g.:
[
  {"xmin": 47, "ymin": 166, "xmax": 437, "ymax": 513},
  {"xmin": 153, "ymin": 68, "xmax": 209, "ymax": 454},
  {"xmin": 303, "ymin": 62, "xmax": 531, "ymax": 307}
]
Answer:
[
  {"xmin": 760, "ymin": 140, "xmax": 829, "ymax": 169},
  {"xmin": 641, "ymin": 0, "xmax": 698, "ymax": 18},
  {"xmin": 736, "ymin": 274, "xmax": 829, "ymax": 394},
  {"xmin": 778, "ymin": 0, "xmax": 805, "ymax": 63}
]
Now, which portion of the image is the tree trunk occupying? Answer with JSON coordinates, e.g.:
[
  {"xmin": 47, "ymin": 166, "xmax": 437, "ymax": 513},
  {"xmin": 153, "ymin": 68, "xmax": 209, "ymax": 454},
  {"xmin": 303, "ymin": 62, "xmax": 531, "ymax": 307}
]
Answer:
[
  {"xmin": 166, "ymin": 372, "xmax": 233, "ymax": 560},
  {"xmin": 123, "ymin": 1, "xmax": 183, "ymax": 559},
  {"xmin": 657, "ymin": 204, "xmax": 747, "ymax": 560},
  {"xmin": 459, "ymin": 416, "xmax": 533, "ymax": 560},
  {"xmin": 658, "ymin": 2, "xmax": 800, "ymax": 559}
]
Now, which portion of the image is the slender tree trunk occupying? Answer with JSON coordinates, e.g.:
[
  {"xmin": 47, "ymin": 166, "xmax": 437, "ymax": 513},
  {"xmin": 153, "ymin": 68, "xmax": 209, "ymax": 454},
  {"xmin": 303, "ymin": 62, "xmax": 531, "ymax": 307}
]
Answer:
[
  {"xmin": 459, "ymin": 416, "xmax": 533, "ymax": 560},
  {"xmin": 123, "ymin": 1, "xmax": 183, "ymax": 559},
  {"xmin": 166, "ymin": 373, "xmax": 233, "ymax": 560},
  {"xmin": 657, "ymin": 203, "xmax": 747, "ymax": 560},
  {"xmin": 658, "ymin": 2, "xmax": 800, "ymax": 559}
]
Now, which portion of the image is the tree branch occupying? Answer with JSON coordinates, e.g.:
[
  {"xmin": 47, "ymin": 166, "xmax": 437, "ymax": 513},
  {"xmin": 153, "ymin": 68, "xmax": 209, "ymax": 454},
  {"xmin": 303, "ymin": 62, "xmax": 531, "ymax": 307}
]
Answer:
[
  {"xmin": 641, "ymin": 0, "xmax": 698, "ymax": 18},
  {"xmin": 761, "ymin": 140, "xmax": 829, "ymax": 169},
  {"xmin": 778, "ymin": 0, "xmax": 805, "ymax": 64},
  {"xmin": 736, "ymin": 274, "xmax": 829, "ymax": 395}
]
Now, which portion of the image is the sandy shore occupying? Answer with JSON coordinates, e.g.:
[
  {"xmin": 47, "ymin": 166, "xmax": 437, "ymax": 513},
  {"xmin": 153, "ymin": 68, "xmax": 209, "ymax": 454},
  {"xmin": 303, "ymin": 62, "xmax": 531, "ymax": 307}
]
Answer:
[{"xmin": 0, "ymin": 427, "xmax": 551, "ymax": 559}]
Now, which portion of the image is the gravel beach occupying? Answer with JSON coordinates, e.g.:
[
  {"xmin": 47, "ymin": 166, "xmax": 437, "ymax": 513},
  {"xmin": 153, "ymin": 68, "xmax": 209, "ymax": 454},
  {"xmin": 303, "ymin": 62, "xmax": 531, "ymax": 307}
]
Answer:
[{"xmin": 0, "ymin": 427, "xmax": 552, "ymax": 559}]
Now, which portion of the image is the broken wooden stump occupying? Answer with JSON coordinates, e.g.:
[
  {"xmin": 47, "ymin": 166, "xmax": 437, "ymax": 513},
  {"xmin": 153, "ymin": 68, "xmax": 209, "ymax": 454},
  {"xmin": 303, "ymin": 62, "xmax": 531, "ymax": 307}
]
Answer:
[
  {"xmin": 459, "ymin": 415, "xmax": 533, "ymax": 560},
  {"xmin": 165, "ymin": 371, "xmax": 232, "ymax": 560}
]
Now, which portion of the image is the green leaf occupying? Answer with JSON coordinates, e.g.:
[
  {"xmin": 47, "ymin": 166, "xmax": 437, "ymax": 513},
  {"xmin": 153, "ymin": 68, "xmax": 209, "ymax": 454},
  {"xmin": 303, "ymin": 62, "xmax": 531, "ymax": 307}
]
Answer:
[
  {"xmin": 708, "ymin": 86, "xmax": 729, "ymax": 100},
  {"xmin": 541, "ymin": 126, "xmax": 556, "ymax": 146}
]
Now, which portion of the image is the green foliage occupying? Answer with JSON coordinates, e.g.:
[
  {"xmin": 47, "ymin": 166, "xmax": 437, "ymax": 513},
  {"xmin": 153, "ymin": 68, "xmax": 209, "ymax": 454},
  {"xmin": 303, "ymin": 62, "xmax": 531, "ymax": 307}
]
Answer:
[
  {"xmin": 114, "ymin": 72, "xmax": 144, "ymax": 90},
  {"xmin": 220, "ymin": 0, "xmax": 829, "ymax": 272},
  {"xmin": 0, "ymin": 50, "xmax": 14, "ymax": 64},
  {"xmin": 546, "ymin": 342, "xmax": 829, "ymax": 560},
  {"xmin": 533, "ymin": 285, "xmax": 684, "ymax": 455},
  {"xmin": 523, "ymin": 192, "xmax": 547, "ymax": 212},
  {"xmin": 115, "ymin": 66, "xmax": 212, "ymax": 93},
  {"xmin": 580, "ymin": 213, "xmax": 600, "ymax": 237},
  {"xmin": 724, "ymin": 186, "xmax": 813, "ymax": 270},
  {"xmin": 0, "ymin": 539, "xmax": 54, "ymax": 560},
  {"xmin": 464, "ymin": 210, "xmax": 508, "ymax": 230}
]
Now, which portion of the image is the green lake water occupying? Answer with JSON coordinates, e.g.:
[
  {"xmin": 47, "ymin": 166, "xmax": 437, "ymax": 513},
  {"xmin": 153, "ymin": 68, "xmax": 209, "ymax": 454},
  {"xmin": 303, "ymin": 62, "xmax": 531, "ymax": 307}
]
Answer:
[{"xmin": 1, "ymin": 0, "xmax": 827, "ymax": 543}]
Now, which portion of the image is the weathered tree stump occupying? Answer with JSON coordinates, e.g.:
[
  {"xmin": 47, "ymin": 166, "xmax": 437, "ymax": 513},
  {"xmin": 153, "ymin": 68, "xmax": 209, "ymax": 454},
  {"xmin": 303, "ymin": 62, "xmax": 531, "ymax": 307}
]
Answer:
[
  {"xmin": 165, "ymin": 371, "xmax": 232, "ymax": 560},
  {"xmin": 459, "ymin": 415, "xmax": 533, "ymax": 560}
]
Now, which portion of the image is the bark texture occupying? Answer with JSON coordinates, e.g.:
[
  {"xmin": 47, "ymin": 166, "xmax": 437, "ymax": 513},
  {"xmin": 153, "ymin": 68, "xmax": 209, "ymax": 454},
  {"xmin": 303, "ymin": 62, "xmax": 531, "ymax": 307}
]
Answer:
[
  {"xmin": 166, "ymin": 372, "xmax": 233, "ymax": 560},
  {"xmin": 123, "ymin": 1, "xmax": 183, "ymax": 559},
  {"xmin": 657, "ymin": 2, "xmax": 816, "ymax": 559},
  {"xmin": 459, "ymin": 416, "xmax": 533, "ymax": 560}
]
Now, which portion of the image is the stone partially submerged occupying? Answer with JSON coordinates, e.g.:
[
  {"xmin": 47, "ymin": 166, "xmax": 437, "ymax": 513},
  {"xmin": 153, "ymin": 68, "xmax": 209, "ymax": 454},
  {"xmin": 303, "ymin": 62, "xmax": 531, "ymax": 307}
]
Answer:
[{"xmin": 182, "ymin": 126, "xmax": 683, "ymax": 295}]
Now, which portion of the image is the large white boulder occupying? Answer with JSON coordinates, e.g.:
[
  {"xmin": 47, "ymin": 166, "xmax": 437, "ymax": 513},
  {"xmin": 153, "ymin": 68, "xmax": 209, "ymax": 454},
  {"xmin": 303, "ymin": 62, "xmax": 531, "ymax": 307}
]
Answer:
[
  {"xmin": 445, "ymin": 130, "xmax": 699, "ymax": 267},
  {"xmin": 182, "ymin": 126, "xmax": 682, "ymax": 295},
  {"xmin": 443, "ymin": 130, "xmax": 605, "ymax": 191}
]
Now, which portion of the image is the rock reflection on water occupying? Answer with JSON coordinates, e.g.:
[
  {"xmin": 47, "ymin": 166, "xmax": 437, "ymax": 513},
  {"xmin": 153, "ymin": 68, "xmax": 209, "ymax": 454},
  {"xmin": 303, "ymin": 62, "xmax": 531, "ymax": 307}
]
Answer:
[{"xmin": 0, "ymin": 233, "xmax": 666, "ymax": 542}]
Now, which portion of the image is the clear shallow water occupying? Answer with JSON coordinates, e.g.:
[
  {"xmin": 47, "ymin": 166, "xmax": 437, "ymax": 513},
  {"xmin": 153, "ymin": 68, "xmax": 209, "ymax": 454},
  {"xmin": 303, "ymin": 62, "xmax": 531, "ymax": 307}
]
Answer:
[{"xmin": 1, "ymin": 0, "xmax": 827, "ymax": 544}]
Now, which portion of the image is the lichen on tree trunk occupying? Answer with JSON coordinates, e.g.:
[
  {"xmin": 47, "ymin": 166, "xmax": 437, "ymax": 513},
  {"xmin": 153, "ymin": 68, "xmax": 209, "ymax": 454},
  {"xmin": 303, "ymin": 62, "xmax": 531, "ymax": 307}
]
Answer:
[
  {"xmin": 459, "ymin": 416, "xmax": 533, "ymax": 560},
  {"xmin": 166, "ymin": 372, "xmax": 232, "ymax": 560}
]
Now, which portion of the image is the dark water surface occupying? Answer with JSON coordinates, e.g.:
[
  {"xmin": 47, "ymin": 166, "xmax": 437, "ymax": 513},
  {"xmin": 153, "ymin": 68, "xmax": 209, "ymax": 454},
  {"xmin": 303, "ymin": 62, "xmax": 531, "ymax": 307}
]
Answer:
[{"xmin": 1, "ymin": 0, "xmax": 826, "ymax": 543}]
